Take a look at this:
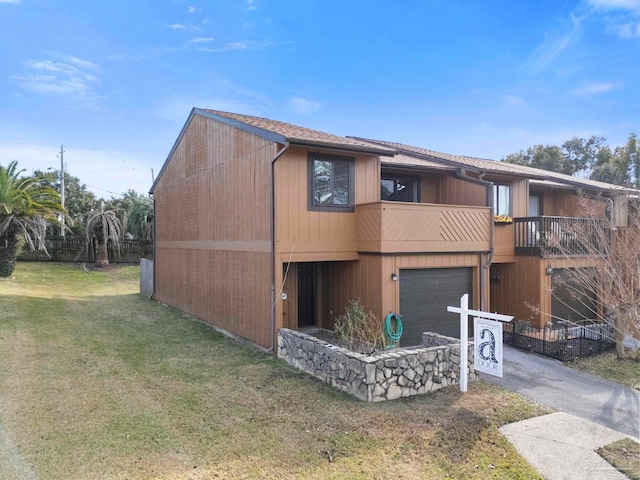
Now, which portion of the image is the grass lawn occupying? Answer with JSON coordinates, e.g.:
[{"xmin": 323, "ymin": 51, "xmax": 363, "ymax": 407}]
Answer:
[
  {"xmin": 0, "ymin": 262, "xmax": 550, "ymax": 480},
  {"xmin": 568, "ymin": 352, "xmax": 640, "ymax": 390}
]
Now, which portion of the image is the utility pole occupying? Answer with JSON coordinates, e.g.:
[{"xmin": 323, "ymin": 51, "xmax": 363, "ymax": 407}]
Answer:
[{"xmin": 59, "ymin": 144, "xmax": 66, "ymax": 238}]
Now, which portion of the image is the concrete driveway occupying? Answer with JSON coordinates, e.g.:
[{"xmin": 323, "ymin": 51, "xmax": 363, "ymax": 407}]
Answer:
[{"xmin": 481, "ymin": 345, "xmax": 640, "ymax": 439}]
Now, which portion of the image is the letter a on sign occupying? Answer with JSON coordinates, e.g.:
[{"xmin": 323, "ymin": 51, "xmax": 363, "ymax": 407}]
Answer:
[{"xmin": 474, "ymin": 318, "xmax": 504, "ymax": 378}]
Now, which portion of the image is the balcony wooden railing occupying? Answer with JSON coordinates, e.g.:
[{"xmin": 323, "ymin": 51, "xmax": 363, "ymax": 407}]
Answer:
[
  {"xmin": 357, "ymin": 201, "xmax": 491, "ymax": 254},
  {"xmin": 514, "ymin": 216, "xmax": 608, "ymax": 257}
]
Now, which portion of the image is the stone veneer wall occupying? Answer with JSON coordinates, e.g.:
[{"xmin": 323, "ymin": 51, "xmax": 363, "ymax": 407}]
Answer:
[{"xmin": 277, "ymin": 328, "xmax": 476, "ymax": 402}]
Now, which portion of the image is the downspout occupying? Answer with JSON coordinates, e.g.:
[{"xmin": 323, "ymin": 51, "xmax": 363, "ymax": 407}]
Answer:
[
  {"xmin": 453, "ymin": 169, "xmax": 494, "ymax": 311},
  {"xmin": 270, "ymin": 141, "xmax": 290, "ymax": 352},
  {"xmin": 576, "ymin": 189, "xmax": 614, "ymax": 222}
]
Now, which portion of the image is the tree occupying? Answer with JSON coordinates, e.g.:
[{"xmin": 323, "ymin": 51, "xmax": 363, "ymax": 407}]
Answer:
[
  {"xmin": 562, "ymin": 136, "xmax": 606, "ymax": 178},
  {"xmin": 0, "ymin": 161, "xmax": 67, "ymax": 277},
  {"xmin": 83, "ymin": 202, "xmax": 123, "ymax": 267},
  {"xmin": 504, "ymin": 134, "xmax": 638, "ymax": 186},
  {"xmin": 503, "ymin": 144, "xmax": 573, "ymax": 175},
  {"xmin": 126, "ymin": 196, "xmax": 153, "ymax": 241},
  {"xmin": 547, "ymin": 198, "xmax": 639, "ymax": 359},
  {"xmin": 33, "ymin": 169, "xmax": 98, "ymax": 235},
  {"xmin": 103, "ymin": 189, "xmax": 139, "ymax": 217}
]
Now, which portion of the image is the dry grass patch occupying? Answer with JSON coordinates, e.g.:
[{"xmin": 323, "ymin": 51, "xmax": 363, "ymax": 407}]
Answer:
[
  {"xmin": 598, "ymin": 438, "xmax": 640, "ymax": 480},
  {"xmin": 569, "ymin": 352, "xmax": 640, "ymax": 390},
  {"xmin": 0, "ymin": 262, "xmax": 551, "ymax": 479}
]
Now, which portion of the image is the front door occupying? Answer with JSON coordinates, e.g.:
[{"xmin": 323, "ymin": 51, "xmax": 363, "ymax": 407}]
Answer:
[{"xmin": 297, "ymin": 263, "xmax": 316, "ymax": 327}]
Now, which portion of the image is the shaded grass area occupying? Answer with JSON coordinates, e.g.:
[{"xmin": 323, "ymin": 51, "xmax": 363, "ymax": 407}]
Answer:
[
  {"xmin": 598, "ymin": 438, "xmax": 640, "ymax": 480},
  {"xmin": 569, "ymin": 352, "xmax": 640, "ymax": 390},
  {"xmin": 0, "ymin": 262, "xmax": 551, "ymax": 479}
]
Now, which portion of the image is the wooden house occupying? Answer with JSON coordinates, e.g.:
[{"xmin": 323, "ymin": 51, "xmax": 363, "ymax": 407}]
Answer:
[{"xmin": 150, "ymin": 109, "xmax": 631, "ymax": 349}]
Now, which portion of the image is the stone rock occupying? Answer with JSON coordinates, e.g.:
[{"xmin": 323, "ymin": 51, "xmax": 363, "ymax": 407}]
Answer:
[
  {"xmin": 387, "ymin": 385, "xmax": 402, "ymax": 400},
  {"xmin": 365, "ymin": 363, "xmax": 376, "ymax": 384},
  {"xmin": 385, "ymin": 358, "xmax": 398, "ymax": 368},
  {"xmin": 408, "ymin": 355, "xmax": 419, "ymax": 368},
  {"xmin": 373, "ymin": 383, "xmax": 386, "ymax": 397}
]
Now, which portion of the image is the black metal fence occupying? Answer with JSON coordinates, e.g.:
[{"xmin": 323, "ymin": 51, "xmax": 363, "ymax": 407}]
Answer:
[
  {"xmin": 514, "ymin": 216, "xmax": 608, "ymax": 256},
  {"xmin": 18, "ymin": 236, "xmax": 153, "ymax": 264},
  {"xmin": 503, "ymin": 321, "xmax": 615, "ymax": 361}
]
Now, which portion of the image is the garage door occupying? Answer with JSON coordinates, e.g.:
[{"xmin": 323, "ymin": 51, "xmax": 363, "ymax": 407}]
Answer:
[
  {"xmin": 551, "ymin": 269, "xmax": 596, "ymax": 324},
  {"xmin": 399, "ymin": 268, "xmax": 473, "ymax": 346}
]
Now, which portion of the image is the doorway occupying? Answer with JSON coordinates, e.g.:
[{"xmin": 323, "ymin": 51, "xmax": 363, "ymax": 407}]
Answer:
[{"xmin": 297, "ymin": 263, "xmax": 316, "ymax": 327}]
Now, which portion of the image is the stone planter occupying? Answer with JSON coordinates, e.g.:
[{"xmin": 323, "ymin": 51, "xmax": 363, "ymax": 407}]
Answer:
[{"xmin": 277, "ymin": 329, "xmax": 476, "ymax": 402}]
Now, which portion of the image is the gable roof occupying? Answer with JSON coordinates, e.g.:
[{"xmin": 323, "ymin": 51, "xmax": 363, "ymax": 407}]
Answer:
[
  {"xmin": 352, "ymin": 137, "xmax": 634, "ymax": 194},
  {"xmin": 202, "ymin": 109, "xmax": 396, "ymax": 156},
  {"xmin": 150, "ymin": 108, "xmax": 396, "ymax": 193}
]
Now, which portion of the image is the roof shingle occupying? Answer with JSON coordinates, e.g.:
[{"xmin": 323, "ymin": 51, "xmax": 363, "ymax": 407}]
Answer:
[
  {"xmin": 353, "ymin": 137, "xmax": 633, "ymax": 193},
  {"xmin": 203, "ymin": 109, "xmax": 396, "ymax": 155}
]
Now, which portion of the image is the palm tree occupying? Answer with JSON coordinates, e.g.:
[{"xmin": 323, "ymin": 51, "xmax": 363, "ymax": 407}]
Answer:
[
  {"xmin": 0, "ymin": 161, "xmax": 67, "ymax": 277},
  {"xmin": 126, "ymin": 196, "xmax": 153, "ymax": 242},
  {"xmin": 84, "ymin": 202, "xmax": 123, "ymax": 267}
]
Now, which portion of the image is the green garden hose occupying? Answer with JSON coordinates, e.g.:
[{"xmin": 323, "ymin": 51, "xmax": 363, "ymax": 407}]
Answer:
[{"xmin": 384, "ymin": 313, "xmax": 403, "ymax": 347}]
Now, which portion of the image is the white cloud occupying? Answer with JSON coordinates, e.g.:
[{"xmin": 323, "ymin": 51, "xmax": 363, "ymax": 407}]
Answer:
[
  {"xmin": 188, "ymin": 6, "xmax": 198, "ymax": 13},
  {"xmin": 106, "ymin": 52, "xmax": 144, "ymax": 62},
  {"xmin": 196, "ymin": 40, "xmax": 274, "ymax": 53},
  {"xmin": 14, "ymin": 55, "xmax": 101, "ymax": 105},
  {"xmin": 0, "ymin": 0, "xmax": 21, "ymax": 4},
  {"xmin": 587, "ymin": 0, "xmax": 640, "ymax": 38},
  {"xmin": 247, "ymin": 0, "xmax": 258, "ymax": 10},
  {"xmin": 503, "ymin": 94, "xmax": 526, "ymax": 106},
  {"xmin": 165, "ymin": 23, "xmax": 186, "ymax": 30},
  {"xmin": 288, "ymin": 97, "xmax": 321, "ymax": 114},
  {"xmin": 588, "ymin": 0, "xmax": 640, "ymax": 11},
  {"xmin": 573, "ymin": 81, "xmax": 619, "ymax": 95},
  {"xmin": 189, "ymin": 37, "xmax": 215, "ymax": 44},
  {"xmin": 608, "ymin": 21, "xmax": 640, "ymax": 36},
  {"xmin": 522, "ymin": 13, "xmax": 584, "ymax": 73}
]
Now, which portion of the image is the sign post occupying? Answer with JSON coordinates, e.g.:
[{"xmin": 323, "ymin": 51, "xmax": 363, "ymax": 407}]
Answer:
[{"xmin": 448, "ymin": 295, "xmax": 513, "ymax": 392}]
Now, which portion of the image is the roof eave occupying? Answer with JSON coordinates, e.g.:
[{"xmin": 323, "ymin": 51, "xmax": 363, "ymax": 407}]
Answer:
[{"xmin": 288, "ymin": 139, "xmax": 396, "ymax": 156}]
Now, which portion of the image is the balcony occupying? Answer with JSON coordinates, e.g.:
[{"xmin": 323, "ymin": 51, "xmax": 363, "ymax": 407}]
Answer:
[
  {"xmin": 357, "ymin": 201, "xmax": 491, "ymax": 254},
  {"xmin": 514, "ymin": 216, "xmax": 608, "ymax": 257}
]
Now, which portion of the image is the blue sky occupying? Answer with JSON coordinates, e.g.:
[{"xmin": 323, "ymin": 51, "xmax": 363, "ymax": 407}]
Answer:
[{"xmin": 1, "ymin": 0, "xmax": 639, "ymax": 197}]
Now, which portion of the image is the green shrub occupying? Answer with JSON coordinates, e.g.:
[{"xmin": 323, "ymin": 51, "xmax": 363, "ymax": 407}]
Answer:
[{"xmin": 334, "ymin": 299, "xmax": 384, "ymax": 354}]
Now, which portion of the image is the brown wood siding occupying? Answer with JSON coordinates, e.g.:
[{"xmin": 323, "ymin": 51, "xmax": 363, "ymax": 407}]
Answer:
[
  {"xmin": 154, "ymin": 114, "xmax": 276, "ymax": 348},
  {"xmin": 274, "ymin": 146, "xmax": 380, "ymax": 259},
  {"xmin": 317, "ymin": 253, "xmax": 484, "ymax": 334},
  {"xmin": 490, "ymin": 258, "xmax": 541, "ymax": 325},
  {"xmin": 421, "ymin": 174, "xmax": 440, "ymax": 204},
  {"xmin": 357, "ymin": 202, "xmax": 491, "ymax": 253},
  {"xmin": 493, "ymin": 223, "xmax": 515, "ymax": 262},
  {"xmin": 540, "ymin": 191, "xmax": 607, "ymax": 218},
  {"xmin": 439, "ymin": 176, "xmax": 486, "ymax": 206},
  {"xmin": 490, "ymin": 256, "xmax": 599, "ymax": 328}
]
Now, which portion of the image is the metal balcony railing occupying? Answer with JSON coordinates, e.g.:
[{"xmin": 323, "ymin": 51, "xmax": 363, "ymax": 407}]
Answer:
[{"xmin": 514, "ymin": 216, "xmax": 608, "ymax": 256}]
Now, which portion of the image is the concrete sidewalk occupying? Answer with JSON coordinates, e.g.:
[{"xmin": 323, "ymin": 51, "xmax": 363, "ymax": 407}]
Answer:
[{"xmin": 501, "ymin": 412, "xmax": 636, "ymax": 480}]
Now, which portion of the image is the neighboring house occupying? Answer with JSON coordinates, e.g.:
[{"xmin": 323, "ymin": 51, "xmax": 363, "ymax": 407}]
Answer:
[
  {"xmin": 350, "ymin": 138, "xmax": 632, "ymax": 330},
  {"xmin": 150, "ymin": 109, "xmax": 632, "ymax": 350}
]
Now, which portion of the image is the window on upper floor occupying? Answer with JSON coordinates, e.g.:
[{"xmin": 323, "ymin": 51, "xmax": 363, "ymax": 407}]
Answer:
[
  {"xmin": 380, "ymin": 175, "xmax": 419, "ymax": 202},
  {"xmin": 308, "ymin": 153, "xmax": 355, "ymax": 212},
  {"xmin": 493, "ymin": 183, "xmax": 511, "ymax": 216}
]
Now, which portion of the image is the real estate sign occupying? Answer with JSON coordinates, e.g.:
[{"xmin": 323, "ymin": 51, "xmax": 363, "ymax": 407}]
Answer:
[
  {"xmin": 448, "ymin": 294, "xmax": 513, "ymax": 392},
  {"xmin": 474, "ymin": 317, "xmax": 504, "ymax": 378}
]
